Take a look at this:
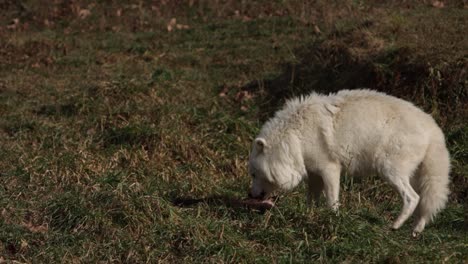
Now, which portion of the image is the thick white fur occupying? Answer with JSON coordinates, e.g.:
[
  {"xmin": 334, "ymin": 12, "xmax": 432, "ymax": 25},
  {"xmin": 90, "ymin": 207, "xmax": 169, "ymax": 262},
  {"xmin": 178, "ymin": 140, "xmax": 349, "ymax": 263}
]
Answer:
[{"xmin": 248, "ymin": 89, "xmax": 450, "ymax": 234}]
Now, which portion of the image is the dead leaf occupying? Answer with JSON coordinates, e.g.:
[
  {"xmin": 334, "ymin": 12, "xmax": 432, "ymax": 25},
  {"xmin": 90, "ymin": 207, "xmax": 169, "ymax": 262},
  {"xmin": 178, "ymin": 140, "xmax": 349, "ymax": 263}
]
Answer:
[
  {"xmin": 176, "ymin": 24, "xmax": 190, "ymax": 30},
  {"xmin": 20, "ymin": 239, "xmax": 28, "ymax": 251},
  {"xmin": 167, "ymin": 18, "xmax": 189, "ymax": 32},
  {"xmin": 432, "ymin": 1, "xmax": 445, "ymax": 8},
  {"xmin": 219, "ymin": 86, "xmax": 229, "ymax": 97},
  {"xmin": 44, "ymin": 19, "xmax": 53, "ymax": 27},
  {"xmin": 7, "ymin": 18, "xmax": 20, "ymax": 30},
  {"xmin": 79, "ymin": 9, "xmax": 91, "ymax": 19},
  {"xmin": 167, "ymin": 18, "xmax": 177, "ymax": 32},
  {"xmin": 313, "ymin": 25, "xmax": 321, "ymax": 33},
  {"xmin": 22, "ymin": 221, "xmax": 48, "ymax": 233}
]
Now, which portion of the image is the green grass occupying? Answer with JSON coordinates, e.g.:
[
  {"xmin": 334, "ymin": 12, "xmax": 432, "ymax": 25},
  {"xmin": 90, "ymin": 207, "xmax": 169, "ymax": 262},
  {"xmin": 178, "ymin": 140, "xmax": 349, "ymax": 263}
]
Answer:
[{"xmin": 0, "ymin": 1, "xmax": 467, "ymax": 262}]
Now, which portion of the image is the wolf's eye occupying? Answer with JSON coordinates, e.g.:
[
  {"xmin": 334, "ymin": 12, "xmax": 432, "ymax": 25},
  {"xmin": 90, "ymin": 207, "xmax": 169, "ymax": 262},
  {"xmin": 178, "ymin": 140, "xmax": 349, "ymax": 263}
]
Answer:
[{"xmin": 251, "ymin": 173, "xmax": 256, "ymax": 178}]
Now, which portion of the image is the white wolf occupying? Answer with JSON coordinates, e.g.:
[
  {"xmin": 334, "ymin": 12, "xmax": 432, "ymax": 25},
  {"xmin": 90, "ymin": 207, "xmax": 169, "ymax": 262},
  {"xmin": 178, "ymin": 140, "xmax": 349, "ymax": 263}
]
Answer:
[{"xmin": 248, "ymin": 89, "xmax": 450, "ymax": 234}]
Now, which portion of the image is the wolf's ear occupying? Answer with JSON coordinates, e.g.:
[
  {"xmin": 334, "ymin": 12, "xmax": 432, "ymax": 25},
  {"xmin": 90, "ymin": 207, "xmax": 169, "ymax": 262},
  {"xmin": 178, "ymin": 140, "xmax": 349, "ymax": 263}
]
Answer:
[{"xmin": 255, "ymin": 138, "xmax": 267, "ymax": 152}]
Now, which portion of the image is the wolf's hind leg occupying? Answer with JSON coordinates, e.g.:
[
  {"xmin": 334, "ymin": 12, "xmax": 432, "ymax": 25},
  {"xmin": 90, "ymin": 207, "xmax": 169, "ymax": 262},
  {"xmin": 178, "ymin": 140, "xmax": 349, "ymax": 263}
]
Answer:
[{"xmin": 384, "ymin": 166, "xmax": 420, "ymax": 230}]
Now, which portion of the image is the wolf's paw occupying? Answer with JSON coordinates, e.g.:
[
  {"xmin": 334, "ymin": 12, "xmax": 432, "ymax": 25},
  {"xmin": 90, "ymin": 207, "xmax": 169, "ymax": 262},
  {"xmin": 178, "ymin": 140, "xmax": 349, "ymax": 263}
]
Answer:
[
  {"xmin": 412, "ymin": 219, "xmax": 426, "ymax": 234},
  {"xmin": 391, "ymin": 222, "xmax": 402, "ymax": 230}
]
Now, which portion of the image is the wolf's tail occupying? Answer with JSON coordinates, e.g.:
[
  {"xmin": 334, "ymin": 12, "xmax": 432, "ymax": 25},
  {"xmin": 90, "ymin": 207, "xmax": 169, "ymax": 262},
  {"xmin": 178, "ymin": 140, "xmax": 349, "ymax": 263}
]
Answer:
[{"xmin": 412, "ymin": 133, "xmax": 450, "ymax": 233}]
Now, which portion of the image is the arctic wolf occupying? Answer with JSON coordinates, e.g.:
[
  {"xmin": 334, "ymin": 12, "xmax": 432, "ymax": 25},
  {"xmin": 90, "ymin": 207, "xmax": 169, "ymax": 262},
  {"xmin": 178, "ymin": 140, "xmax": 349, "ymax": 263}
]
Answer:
[{"xmin": 248, "ymin": 89, "xmax": 450, "ymax": 234}]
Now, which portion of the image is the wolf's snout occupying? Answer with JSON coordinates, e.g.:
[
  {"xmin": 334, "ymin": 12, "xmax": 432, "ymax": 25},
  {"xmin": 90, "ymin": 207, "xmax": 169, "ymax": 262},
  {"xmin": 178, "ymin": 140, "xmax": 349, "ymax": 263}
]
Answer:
[{"xmin": 248, "ymin": 190, "xmax": 266, "ymax": 200}]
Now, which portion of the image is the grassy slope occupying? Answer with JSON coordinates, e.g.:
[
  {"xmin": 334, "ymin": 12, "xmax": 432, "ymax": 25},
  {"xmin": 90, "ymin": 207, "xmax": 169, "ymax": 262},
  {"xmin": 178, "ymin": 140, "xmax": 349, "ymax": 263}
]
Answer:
[{"xmin": 0, "ymin": 1, "xmax": 466, "ymax": 262}]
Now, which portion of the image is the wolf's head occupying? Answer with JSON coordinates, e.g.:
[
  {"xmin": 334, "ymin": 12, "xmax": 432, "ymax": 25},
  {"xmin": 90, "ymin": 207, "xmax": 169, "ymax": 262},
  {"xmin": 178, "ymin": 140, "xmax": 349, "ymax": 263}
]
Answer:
[{"xmin": 248, "ymin": 134, "xmax": 306, "ymax": 199}]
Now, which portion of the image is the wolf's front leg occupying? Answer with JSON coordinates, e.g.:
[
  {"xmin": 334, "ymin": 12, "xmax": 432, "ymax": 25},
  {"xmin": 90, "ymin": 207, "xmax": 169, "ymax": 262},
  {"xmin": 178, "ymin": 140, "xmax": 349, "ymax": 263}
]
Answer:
[{"xmin": 320, "ymin": 163, "xmax": 341, "ymax": 211}]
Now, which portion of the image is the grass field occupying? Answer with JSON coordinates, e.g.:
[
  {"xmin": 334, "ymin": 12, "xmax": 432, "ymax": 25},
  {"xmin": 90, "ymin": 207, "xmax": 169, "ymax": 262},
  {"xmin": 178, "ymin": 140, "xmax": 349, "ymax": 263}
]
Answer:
[{"xmin": 0, "ymin": 1, "xmax": 467, "ymax": 262}]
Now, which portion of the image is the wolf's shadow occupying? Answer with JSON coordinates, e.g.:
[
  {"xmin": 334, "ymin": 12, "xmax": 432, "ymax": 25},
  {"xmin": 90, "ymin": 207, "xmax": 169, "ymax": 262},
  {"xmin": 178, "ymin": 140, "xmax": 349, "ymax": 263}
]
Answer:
[
  {"xmin": 242, "ymin": 43, "xmax": 425, "ymax": 123},
  {"xmin": 238, "ymin": 22, "xmax": 463, "ymax": 124}
]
